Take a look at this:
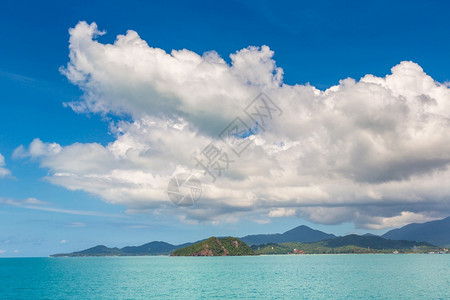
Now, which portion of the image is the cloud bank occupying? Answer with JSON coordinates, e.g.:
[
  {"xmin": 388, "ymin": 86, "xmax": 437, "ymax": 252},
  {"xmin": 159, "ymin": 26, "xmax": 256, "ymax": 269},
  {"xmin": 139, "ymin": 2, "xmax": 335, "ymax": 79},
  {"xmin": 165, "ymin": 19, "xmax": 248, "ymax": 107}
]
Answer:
[{"xmin": 18, "ymin": 21, "xmax": 450, "ymax": 229}]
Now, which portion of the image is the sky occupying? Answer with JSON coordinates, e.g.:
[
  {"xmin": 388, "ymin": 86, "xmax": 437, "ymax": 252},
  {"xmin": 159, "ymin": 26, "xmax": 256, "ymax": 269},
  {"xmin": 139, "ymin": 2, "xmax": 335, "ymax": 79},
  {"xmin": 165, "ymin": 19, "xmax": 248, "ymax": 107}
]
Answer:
[{"xmin": 0, "ymin": 0, "xmax": 449, "ymax": 257}]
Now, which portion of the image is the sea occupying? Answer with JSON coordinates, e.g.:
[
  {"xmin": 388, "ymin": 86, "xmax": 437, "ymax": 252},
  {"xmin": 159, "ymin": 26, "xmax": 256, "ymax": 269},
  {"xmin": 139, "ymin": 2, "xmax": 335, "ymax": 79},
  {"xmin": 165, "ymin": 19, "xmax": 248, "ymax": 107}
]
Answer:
[{"xmin": 0, "ymin": 254, "xmax": 448, "ymax": 299}]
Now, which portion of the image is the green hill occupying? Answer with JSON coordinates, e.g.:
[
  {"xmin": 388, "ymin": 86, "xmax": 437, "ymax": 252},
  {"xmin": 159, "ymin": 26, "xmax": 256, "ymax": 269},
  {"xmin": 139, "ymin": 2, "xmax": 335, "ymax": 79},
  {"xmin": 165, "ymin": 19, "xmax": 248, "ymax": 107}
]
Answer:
[{"xmin": 171, "ymin": 237, "xmax": 256, "ymax": 256}]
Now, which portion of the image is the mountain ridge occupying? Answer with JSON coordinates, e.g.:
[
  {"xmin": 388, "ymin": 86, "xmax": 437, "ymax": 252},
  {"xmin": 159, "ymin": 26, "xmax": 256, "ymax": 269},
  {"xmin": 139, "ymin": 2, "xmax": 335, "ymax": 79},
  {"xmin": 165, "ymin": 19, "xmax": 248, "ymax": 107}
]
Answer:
[
  {"xmin": 382, "ymin": 216, "xmax": 450, "ymax": 246},
  {"xmin": 51, "ymin": 217, "xmax": 450, "ymax": 257},
  {"xmin": 254, "ymin": 234, "xmax": 440, "ymax": 254},
  {"xmin": 51, "ymin": 241, "xmax": 193, "ymax": 257}
]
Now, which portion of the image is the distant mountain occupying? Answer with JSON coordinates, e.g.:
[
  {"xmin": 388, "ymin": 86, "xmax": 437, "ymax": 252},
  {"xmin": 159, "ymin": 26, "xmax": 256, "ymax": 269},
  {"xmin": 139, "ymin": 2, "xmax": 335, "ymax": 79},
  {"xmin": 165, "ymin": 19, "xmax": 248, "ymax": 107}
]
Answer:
[
  {"xmin": 363, "ymin": 233, "xmax": 378, "ymax": 237},
  {"xmin": 120, "ymin": 241, "xmax": 189, "ymax": 255},
  {"xmin": 171, "ymin": 237, "xmax": 256, "ymax": 256},
  {"xmin": 382, "ymin": 216, "xmax": 450, "ymax": 247},
  {"xmin": 240, "ymin": 225, "xmax": 335, "ymax": 245},
  {"xmin": 51, "ymin": 241, "xmax": 193, "ymax": 257},
  {"xmin": 255, "ymin": 234, "xmax": 437, "ymax": 255},
  {"xmin": 65, "ymin": 245, "xmax": 122, "ymax": 256}
]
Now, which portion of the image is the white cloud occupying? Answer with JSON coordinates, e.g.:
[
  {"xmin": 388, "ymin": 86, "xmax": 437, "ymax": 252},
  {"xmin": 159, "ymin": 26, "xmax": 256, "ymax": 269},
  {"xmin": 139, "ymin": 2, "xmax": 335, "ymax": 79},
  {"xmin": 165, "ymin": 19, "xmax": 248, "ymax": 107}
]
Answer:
[
  {"xmin": 268, "ymin": 208, "xmax": 297, "ymax": 218},
  {"xmin": 23, "ymin": 198, "xmax": 49, "ymax": 205},
  {"xmin": 60, "ymin": 240, "xmax": 67, "ymax": 244},
  {"xmin": 124, "ymin": 225, "xmax": 149, "ymax": 229},
  {"xmin": 18, "ymin": 21, "xmax": 450, "ymax": 229},
  {"xmin": 0, "ymin": 197, "xmax": 49, "ymax": 207},
  {"xmin": 12, "ymin": 145, "xmax": 27, "ymax": 159},
  {"xmin": 0, "ymin": 153, "xmax": 11, "ymax": 178},
  {"xmin": 360, "ymin": 211, "xmax": 442, "ymax": 230},
  {"xmin": 0, "ymin": 197, "xmax": 124, "ymax": 218},
  {"xmin": 66, "ymin": 222, "xmax": 86, "ymax": 228}
]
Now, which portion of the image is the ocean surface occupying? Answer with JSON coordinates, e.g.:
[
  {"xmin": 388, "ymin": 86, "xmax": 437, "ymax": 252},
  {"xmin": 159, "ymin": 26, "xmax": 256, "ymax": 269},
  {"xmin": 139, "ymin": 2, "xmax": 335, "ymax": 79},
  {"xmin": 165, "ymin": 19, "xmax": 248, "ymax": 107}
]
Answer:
[{"xmin": 0, "ymin": 254, "xmax": 449, "ymax": 299}]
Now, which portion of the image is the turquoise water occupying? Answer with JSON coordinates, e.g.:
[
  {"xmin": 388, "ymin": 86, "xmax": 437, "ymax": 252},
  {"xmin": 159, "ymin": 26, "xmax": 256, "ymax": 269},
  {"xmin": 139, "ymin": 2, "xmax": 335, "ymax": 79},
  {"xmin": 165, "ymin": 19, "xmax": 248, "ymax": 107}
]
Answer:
[{"xmin": 0, "ymin": 255, "xmax": 449, "ymax": 299}]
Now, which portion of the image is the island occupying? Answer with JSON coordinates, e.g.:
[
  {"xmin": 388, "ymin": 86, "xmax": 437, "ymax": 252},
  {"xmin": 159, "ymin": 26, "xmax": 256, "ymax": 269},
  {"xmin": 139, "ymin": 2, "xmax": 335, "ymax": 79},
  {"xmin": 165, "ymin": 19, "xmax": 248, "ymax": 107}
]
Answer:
[
  {"xmin": 171, "ymin": 237, "xmax": 256, "ymax": 256},
  {"xmin": 50, "ymin": 218, "xmax": 450, "ymax": 257}
]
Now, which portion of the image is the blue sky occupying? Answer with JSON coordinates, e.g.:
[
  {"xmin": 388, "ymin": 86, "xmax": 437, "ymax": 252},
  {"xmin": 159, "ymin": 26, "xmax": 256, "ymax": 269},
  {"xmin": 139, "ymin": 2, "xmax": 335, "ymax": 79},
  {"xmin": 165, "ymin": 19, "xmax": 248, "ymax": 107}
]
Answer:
[{"xmin": 0, "ymin": 0, "xmax": 449, "ymax": 257}]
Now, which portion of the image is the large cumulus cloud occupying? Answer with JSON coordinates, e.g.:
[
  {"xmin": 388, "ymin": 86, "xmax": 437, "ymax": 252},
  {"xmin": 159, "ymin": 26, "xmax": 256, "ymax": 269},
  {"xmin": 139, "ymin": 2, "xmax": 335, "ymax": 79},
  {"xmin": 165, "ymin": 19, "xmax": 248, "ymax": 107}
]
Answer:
[{"xmin": 17, "ymin": 21, "xmax": 450, "ymax": 229}]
